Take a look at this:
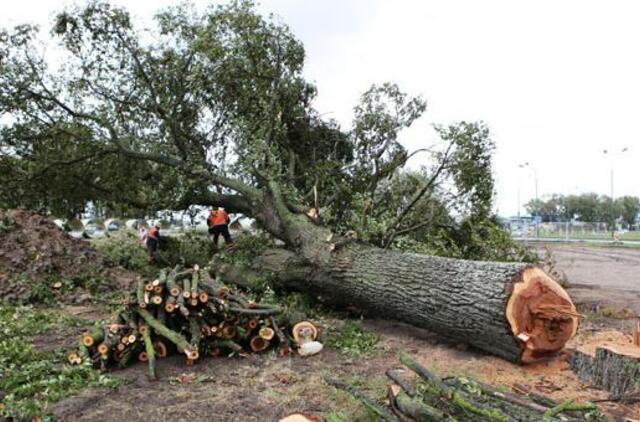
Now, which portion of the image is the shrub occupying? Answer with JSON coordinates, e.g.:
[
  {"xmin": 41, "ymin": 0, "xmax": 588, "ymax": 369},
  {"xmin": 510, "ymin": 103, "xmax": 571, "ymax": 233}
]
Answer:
[{"xmin": 92, "ymin": 231, "xmax": 151, "ymax": 273}]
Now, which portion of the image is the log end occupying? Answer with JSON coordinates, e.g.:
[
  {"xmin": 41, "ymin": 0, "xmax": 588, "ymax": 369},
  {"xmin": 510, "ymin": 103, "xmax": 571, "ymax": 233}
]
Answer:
[{"xmin": 506, "ymin": 266, "xmax": 579, "ymax": 363}]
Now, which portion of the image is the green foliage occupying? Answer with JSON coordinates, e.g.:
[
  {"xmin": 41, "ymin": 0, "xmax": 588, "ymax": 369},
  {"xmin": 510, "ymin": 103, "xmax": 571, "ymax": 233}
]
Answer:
[
  {"xmin": 216, "ymin": 233, "xmax": 272, "ymax": 267},
  {"xmin": 93, "ymin": 230, "xmax": 214, "ymax": 273},
  {"xmin": 157, "ymin": 231, "xmax": 213, "ymax": 268},
  {"xmin": 435, "ymin": 122, "xmax": 495, "ymax": 218},
  {"xmin": 0, "ymin": 212, "xmax": 14, "ymax": 233},
  {"xmin": 326, "ymin": 321, "xmax": 379, "ymax": 355},
  {"xmin": 92, "ymin": 231, "xmax": 153, "ymax": 274},
  {"xmin": 1, "ymin": 0, "xmax": 530, "ymax": 264},
  {"xmin": 0, "ymin": 306, "xmax": 124, "ymax": 420},
  {"xmin": 423, "ymin": 217, "xmax": 537, "ymax": 263}
]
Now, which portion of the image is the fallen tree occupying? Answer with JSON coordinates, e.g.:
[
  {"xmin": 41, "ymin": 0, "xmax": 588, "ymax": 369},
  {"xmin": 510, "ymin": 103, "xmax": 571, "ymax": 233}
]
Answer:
[
  {"xmin": 213, "ymin": 212, "xmax": 578, "ymax": 364},
  {"xmin": 1, "ymin": 2, "xmax": 577, "ymax": 363}
]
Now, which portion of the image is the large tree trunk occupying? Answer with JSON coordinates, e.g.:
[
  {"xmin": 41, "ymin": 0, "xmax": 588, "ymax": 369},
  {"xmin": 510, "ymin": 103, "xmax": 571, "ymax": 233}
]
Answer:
[
  {"xmin": 218, "ymin": 191, "xmax": 579, "ymax": 364},
  {"xmin": 217, "ymin": 242, "xmax": 578, "ymax": 364}
]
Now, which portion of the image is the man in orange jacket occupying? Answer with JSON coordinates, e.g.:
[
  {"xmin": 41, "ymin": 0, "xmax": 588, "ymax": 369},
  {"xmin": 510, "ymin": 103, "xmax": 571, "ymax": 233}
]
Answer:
[
  {"xmin": 207, "ymin": 207, "xmax": 233, "ymax": 248},
  {"xmin": 146, "ymin": 223, "xmax": 160, "ymax": 264}
]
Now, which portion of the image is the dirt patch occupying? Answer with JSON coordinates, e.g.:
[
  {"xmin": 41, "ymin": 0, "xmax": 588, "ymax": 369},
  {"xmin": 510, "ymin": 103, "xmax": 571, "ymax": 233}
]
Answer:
[
  {"xmin": 50, "ymin": 316, "xmax": 639, "ymax": 421},
  {"xmin": 537, "ymin": 245, "xmax": 640, "ymax": 315},
  {"xmin": 30, "ymin": 306, "xmax": 109, "ymax": 353},
  {"xmin": 0, "ymin": 209, "xmax": 137, "ymax": 304}
]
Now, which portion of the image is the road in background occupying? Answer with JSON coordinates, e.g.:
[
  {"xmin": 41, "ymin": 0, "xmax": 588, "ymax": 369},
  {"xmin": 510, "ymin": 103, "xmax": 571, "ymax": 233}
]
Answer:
[{"xmin": 532, "ymin": 243, "xmax": 640, "ymax": 314}]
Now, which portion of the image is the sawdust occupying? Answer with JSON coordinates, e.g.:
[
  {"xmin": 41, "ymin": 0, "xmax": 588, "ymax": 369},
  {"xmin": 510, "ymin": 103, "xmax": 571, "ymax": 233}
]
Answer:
[{"xmin": 571, "ymin": 329, "xmax": 640, "ymax": 359}]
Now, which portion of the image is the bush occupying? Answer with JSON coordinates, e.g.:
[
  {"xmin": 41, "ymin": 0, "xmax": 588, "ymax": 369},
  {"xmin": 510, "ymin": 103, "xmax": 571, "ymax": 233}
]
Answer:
[
  {"xmin": 93, "ymin": 230, "xmax": 215, "ymax": 272},
  {"xmin": 157, "ymin": 231, "xmax": 213, "ymax": 268},
  {"xmin": 92, "ymin": 231, "xmax": 151, "ymax": 273}
]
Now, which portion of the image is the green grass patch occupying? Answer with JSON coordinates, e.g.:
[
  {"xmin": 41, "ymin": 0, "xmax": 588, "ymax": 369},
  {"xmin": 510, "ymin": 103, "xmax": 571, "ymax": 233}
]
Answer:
[
  {"xmin": 323, "ymin": 375, "xmax": 388, "ymax": 422},
  {"xmin": 326, "ymin": 321, "xmax": 379, "ymax": 355},
  {"xmin": 0, "ymin": 306, "xmax": 124, "ymax": 421},
  {"xmin": 584, "ymin": 305, "xmax": 636, "ymax": 320}
]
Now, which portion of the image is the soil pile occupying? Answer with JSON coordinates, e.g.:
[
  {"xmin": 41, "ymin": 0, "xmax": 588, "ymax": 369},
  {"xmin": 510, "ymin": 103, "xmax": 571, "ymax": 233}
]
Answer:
[{"xmin": 0, "ymin": 209, "xmax": 135, "ymax": 303}]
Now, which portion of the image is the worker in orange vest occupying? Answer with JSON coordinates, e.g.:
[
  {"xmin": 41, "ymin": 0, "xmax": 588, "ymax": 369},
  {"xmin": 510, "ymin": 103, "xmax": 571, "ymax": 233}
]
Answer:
[
  {"xmin": 207, "ymin": 207, "xmax": 233, "ymax": 248},
  {"xmin": 146, "ymin": 223, "xmax": 160, "ymax": 264}
]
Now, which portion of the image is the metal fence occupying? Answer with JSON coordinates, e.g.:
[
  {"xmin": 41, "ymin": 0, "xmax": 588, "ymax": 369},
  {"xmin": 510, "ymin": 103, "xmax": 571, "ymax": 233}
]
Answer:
[{"xmin": 508, "ymin": 220, "xmax": 640, "ymax": 242}]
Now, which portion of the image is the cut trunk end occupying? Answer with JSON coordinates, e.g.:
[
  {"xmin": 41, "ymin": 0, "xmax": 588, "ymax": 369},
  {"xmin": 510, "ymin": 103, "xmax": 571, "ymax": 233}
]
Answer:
[
  {"xmin": 154, "ymin": 341, "xmax": 168, "ymax": 358},
  {"xmin": 250, "ymin": 336, "xmax": 270, "ymax": 352},
  {"xmin": 506, "ymin": 267, "xmax": 579, "ymax": 363}
]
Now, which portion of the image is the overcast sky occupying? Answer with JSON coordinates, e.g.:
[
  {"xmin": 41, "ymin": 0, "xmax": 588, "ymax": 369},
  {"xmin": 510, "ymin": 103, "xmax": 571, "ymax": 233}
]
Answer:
[{"xmin": 3, "ymin": 1, "xmax": 639, "ymax": 216}]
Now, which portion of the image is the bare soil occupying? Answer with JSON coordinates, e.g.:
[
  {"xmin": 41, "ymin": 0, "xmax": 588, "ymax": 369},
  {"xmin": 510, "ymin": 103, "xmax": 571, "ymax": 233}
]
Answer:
[
  {"xmin": 46, "ymin": 313, "xmax": 639, "ymax": 421},
  {"xmin": 539, "ymin": 244, "xmax": 640, "ymax": 315},
  {"xmin": 0, "ymin": 209, "xmax": 137, "ymax": 303}
]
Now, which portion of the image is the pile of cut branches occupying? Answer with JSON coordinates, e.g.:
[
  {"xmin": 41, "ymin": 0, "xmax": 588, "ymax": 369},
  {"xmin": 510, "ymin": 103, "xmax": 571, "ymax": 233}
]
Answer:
[
  {"xmin": 68, "ymin": 265, "xmax": 303, "ymax": 379},
  {"xmin": 329, "ymin": 353, "xmax": 606, "ymax": 421}
]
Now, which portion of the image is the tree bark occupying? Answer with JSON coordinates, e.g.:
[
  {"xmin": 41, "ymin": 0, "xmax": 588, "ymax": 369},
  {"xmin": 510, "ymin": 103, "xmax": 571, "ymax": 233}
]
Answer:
[
  {"xmin": 219, "ymin": 237, "xmax": 578, "ymax": 363},
  {"xmin": 570, "ymin": 345, "xmax": 640, "ymax": 397}
]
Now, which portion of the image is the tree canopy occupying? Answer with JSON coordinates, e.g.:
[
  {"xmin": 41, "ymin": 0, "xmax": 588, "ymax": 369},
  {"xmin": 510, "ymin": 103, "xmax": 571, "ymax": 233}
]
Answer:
[{"xmin": 0, "ymin": 0, "xmax": 527, "ymax": 260}]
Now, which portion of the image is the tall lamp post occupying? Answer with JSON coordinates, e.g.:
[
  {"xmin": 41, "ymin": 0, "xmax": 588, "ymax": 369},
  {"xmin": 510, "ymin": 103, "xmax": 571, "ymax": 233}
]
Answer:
[
  {"xmin": 519, "ymin": 162, "xmax": 539, "ymax": 237},
  {"xmin": 603, "ymin": 147, "xmax": 628, "ymax": 238}
]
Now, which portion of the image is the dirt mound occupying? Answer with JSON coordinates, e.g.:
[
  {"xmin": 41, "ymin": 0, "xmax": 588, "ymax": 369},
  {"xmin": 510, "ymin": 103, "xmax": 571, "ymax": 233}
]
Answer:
[{"xmin": 0, "ymin": 209, "xmax": 135, "ymax": 303}]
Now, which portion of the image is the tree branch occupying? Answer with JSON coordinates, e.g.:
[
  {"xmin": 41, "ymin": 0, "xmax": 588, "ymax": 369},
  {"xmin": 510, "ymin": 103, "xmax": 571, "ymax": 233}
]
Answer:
[{"xmin": 383, "ymin": 141, "xmax": 456, "ymax": 248}]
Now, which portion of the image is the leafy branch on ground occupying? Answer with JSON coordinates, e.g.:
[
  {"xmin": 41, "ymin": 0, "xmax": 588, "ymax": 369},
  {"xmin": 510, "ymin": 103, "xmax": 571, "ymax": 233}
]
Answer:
[
  {"xmin": 326, "ymin": 321, "xmax": 379, "ymax": 356},
  {"xmin": 0, "ymin": 306, "xmax": 124, "ymax": 421}
]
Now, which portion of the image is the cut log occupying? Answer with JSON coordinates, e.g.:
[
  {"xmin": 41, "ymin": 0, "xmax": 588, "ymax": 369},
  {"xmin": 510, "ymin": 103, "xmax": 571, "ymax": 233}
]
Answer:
[
  {"xmin": 154, "ymin": 340, "xmax": 167, "ymax": 358},
  {"xmin": 136, "ymin": 278, "xmax": 146, "ymax": 309},
  {"xmin": 142, "ymin": 326, "xmax": 156, "ymax": 380},
  {"xmin": 250, "ymin": 335, "xmax": 270, "ymax": 352},
  {"xmin": 82, "ymin": 325, "xmax": 105, "ymax": 348},
  {"xmin": 570, "ymin": 342, "xmax": 640, "ymax": 397},
  {"xmin": 137, "ymin": 308, "xmax": 197, "ymax": 360},
  {"xmin": 236, "ymin": 246, "xmax": 579, "ymax": 364},
  {"xmin": 190, "ymin": 268, "xmax": 199, "ymax": 299}
]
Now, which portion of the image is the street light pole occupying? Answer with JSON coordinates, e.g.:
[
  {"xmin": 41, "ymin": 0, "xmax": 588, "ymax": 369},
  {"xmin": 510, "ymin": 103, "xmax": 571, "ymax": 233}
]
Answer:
[
  {"xmin": 603, "ymin": 147, "xmax": 628, "ymax": 238},
  {"xmin": 519, "ymin": 162, "xmax": 539, "ymax": 237}
]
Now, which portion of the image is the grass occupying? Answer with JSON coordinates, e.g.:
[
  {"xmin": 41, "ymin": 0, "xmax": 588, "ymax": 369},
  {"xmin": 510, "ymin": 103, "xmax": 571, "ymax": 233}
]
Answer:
[
  {"xmin": 530, "ymin": 229, "xmax": 640, "ymax": 242},
  {"xmin": 583, "ymin": 305, "xmax": 636, "ymax": 320},
  {"xmin": 0, "ymin": 305, "xmax": 125, "ymax": 421},
  {"xmin": 324, "ymin": 374, "xmax": 389, "ymax": 422},
  {"xmin": 326, "ymin": 321, "xmax": 379, "ymax": 356},
  {"xmin": 522, "ymin": 239, "xmax": 640, "ymax": 250}
]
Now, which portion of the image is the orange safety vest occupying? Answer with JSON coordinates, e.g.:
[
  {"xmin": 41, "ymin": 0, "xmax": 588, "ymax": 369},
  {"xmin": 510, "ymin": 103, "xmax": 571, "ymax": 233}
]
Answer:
[
  {"xmin": 209, "ymin": 210, "xmax": 229, "ymax": 226},
  {"xmin": 148, "ymin": 227, "xmax": 159, "ymax": 240}
]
